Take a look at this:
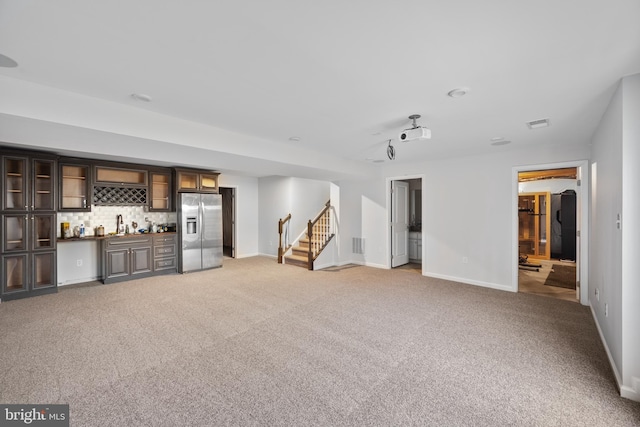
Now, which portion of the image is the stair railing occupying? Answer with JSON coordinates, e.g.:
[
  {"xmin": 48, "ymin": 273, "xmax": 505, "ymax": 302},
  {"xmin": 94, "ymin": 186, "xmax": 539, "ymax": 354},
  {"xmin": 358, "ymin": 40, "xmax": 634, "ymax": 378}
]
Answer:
[
  {"xmin": 278, "ymin": 213, "xmax": 292, "ymax": 263},
  {"xmin": 306, "ymin": 200, "xmax": 333, "ymax": 270}
]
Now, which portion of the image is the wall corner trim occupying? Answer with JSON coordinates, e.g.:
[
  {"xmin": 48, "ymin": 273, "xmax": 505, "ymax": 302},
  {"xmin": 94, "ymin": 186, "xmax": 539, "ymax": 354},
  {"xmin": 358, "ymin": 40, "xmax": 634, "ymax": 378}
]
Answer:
[{"xmin": 621, "ymin": 377, "xmax": 640, "ymax": 403}]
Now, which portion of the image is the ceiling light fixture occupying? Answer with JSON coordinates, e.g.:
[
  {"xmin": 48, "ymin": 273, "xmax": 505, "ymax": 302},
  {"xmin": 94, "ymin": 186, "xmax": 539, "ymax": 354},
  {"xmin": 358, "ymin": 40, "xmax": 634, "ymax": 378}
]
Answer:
[
  {"xmin": 447, "ymin": 87, "xmax": 470, "ymax": 98},
  {"xmin": 288, "ymin": 136, "xmax": 301, "ymax": 142},
  {"xmin": 526, "ymin": 118, "xmax": 550, "ymax": 129},
  {"xmin": 0, "ymin": 53, "xmax": 18, "ymax": 68},
  {"xmin": 130, "ymin": 93, "xmax": 152, "ymax": 102}
]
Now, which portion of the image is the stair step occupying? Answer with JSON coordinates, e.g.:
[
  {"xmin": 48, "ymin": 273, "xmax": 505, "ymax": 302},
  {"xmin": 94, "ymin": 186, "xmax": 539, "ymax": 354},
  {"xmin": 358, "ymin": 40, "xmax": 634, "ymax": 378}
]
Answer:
[
  {"xmin": 285, "ymin": 254, "xmax": 308, "ymax": 268},
  {"xmin": 292, "ymin": 246, "xmax": 309, "ymax": 256}
]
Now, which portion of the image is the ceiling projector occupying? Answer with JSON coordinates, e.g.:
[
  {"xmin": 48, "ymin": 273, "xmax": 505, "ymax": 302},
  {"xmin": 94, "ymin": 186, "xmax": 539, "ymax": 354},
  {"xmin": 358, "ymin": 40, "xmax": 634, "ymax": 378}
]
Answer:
[{"xmin": 399, "ymin": 126, "xmax": 431, "ymax": 142}]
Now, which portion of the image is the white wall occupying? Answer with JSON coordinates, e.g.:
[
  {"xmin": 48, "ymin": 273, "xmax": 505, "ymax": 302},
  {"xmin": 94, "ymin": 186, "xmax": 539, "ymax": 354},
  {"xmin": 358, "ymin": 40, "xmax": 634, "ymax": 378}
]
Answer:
[
  {"xmin": 590, "ymin": 80, "xmax": 624, "ymax": 383},
  {"xmin": 338, "ymin": 143, "xmax": 591, "ymax": 290},
  {"xmin": 337, "ymin": 177, "xmax": 389, "ymax": 269},
  {"xmin": 621, "ymin": 74, "xmax": 640, "ymax": 400},
  {"xmin": 290, "ymin": 178, "xmax": 331, "ymax": 241},
  {"xmin": 219, "ymin": 174, "xmax": 260, "ymax": 258},
  {"xmin": 258, "ymin": 176, "xmax": 292, "ymax": 257},
  {"xmin": 57, "ymin": 240, "xmax": 101, "ymax": 286},
  {"xmin": 585, "ymin": 73, "xmax": 640, "ymax": 402}
]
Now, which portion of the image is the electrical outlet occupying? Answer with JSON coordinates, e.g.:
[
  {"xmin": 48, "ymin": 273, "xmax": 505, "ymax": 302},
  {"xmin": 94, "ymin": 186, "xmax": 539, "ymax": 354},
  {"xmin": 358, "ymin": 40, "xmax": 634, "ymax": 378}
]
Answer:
[
  {"xmin": 595, "ymin": 288, "xmax": 600, "ymax": 301},
  {"xmin": 462, "ymin": 257, "xmax": 469, "ymax": 264},
  {"xmin": 605, "ymin": 303, "xmax": 609, "ymax": 317},
  {"xmin": 76, "ymin": 259, "xmax": 83, "ymax": 267}
]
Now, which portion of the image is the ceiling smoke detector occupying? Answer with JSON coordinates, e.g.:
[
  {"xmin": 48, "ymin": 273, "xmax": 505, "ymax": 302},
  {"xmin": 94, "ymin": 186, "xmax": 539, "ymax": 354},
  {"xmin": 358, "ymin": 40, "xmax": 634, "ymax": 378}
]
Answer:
[
  {"xmin": 447, "ymin": 87, "xmax": 470, "ymax": 98},
  {"xmin": 526, "ymin": 118, "xmax": 550, "ymax": 129}
]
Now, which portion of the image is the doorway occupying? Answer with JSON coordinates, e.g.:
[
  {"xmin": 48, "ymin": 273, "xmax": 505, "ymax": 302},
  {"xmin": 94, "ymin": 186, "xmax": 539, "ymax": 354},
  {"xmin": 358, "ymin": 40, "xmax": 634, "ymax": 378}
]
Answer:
[
  {"xmin": 219, "ymin": 187, "xmax": 236, "ymax": 258},
  {"xmin": 389, "ymin": 177, "xmax": 423, "ymax": 272},
  {"xmin": 516, "ymin": 167, "xmax": 579, "ymax": 302}
]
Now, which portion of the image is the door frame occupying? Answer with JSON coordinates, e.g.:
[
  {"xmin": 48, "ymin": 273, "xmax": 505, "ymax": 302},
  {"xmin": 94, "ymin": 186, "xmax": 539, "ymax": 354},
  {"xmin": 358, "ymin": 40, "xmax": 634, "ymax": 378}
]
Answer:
[
  {"xmin": 219, "ymin": 186, "xmax": 236, "ymax": 258},
  {"xmin": 512, "ymin": 160, "xmax": 589, "ymax": 305},
  {"xmin": 386, "ymin": 174, "xmax": 425, "ymax": 271}
]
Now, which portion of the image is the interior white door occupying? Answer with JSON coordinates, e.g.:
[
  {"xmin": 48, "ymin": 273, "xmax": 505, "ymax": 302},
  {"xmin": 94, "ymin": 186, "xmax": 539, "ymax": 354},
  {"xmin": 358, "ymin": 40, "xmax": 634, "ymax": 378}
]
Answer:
[{"xmin": 391, "ymin": 180, "xmax": 409, "ymax": 267}]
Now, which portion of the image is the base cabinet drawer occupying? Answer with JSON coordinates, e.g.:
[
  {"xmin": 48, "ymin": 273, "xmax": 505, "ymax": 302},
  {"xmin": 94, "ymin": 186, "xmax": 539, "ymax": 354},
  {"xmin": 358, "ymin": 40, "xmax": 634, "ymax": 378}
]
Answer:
[
  {"xmin": 154, "ymin": 257, "xmax": 176, "ymax": 271},
  {"xmin": 153, "ymin": 234, "xmax": 177, "ymax": 274},
  {"xmin": 154, "ymin": 244, "xmax": 176, "ymax": 258}
]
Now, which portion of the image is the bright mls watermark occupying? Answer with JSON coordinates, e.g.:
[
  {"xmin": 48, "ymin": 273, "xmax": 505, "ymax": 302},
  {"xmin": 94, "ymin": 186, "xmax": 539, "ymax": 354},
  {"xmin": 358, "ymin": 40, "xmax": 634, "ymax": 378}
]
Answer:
[{"xmin": 1, "ymin": 405, "xmax": 68, "ymax": 426}]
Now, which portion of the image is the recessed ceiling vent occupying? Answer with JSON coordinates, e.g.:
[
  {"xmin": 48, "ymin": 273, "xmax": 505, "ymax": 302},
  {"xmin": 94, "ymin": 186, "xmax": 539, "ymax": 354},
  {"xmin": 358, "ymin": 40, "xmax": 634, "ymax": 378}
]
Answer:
[{"xmin": 526, "ymin": 118, "xmax": 550, "ymax": 129}]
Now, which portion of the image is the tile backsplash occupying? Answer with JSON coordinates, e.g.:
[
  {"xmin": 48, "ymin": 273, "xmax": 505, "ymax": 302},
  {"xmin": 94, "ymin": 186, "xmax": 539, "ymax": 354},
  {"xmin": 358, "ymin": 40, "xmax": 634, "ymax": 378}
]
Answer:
[{"xmin": 57, "ymin": 206, "xmax": 176, "ymax": 237}]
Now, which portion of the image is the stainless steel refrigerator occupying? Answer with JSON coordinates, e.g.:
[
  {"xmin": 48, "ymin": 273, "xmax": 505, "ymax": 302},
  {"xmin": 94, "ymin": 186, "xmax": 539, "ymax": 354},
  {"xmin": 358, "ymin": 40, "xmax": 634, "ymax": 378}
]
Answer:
[{"xmin": 178, "ymin": 192, "xmax": 223, "ymax": 273}]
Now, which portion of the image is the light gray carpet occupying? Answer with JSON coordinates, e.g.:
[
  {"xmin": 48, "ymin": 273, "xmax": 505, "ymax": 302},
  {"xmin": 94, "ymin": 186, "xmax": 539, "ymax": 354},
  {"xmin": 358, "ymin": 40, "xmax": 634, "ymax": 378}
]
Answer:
[{"xmin": 1, "ymin": 256, "xmax": 639, "ymax": 426}]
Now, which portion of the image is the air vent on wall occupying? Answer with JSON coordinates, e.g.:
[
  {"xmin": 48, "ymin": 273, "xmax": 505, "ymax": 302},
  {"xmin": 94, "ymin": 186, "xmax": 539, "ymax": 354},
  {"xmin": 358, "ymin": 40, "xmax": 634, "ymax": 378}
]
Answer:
[
  {"xmin": 352, "ymin": 237, "xmax": 365, "ymax": 254},
  {"xmin": 526, "ymin": 118, "xmax": 550, "ymax": 129}
]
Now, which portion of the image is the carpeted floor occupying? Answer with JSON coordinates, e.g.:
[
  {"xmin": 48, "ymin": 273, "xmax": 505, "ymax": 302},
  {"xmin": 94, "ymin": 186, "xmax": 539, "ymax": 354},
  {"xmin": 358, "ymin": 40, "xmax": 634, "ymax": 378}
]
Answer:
[{"xmin": 1, "ymin": 256, "xmax": 639, "ymax": 426}]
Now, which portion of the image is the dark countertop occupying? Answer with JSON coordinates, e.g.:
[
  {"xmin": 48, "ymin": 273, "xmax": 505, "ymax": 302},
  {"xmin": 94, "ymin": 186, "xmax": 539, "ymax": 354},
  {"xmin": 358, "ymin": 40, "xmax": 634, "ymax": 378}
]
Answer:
[{"xmin": 58, "ymin": 231, "xmax": 177, "ymax": 242}]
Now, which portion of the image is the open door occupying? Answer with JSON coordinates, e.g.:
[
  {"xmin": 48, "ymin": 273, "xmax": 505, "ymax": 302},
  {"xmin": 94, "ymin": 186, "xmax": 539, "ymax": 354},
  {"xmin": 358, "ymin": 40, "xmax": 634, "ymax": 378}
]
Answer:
[
  {"xmin": 391, "ymin": 180, "xmax": 409, "ymax": 267},
  {"xmin": 219, "ymin": 187, "xmax": 235, "ymax": 258}
]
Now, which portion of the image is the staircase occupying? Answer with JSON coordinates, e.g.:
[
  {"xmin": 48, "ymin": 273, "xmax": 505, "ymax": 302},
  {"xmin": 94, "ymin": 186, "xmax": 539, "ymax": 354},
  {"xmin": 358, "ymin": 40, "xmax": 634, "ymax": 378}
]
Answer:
[
  {"xmin": 285, "ymin": 236, "xmax": 312, "ymax": 268},
  {"xmin": 278, "ymin": 201, "xmax": 334, "ymax": 270}
]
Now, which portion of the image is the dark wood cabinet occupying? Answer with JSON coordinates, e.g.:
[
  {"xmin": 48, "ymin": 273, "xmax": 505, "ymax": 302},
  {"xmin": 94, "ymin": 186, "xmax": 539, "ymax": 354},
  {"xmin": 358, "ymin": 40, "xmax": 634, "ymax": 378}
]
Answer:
[
  {"xmin": 101, "ymin": 233, "xmax": 176, "ymax": 283},
  {"xmin": 102, "ymin": 235, "xmax": 153, "ymax": 283},
  {"xmin": 94, "ymin": 165, "xmax": 148, "ymax": 187},
  {"xmin": 1, "ymin": 151, "xmax": 57, "ymax": 301},
  {"xmin": 175, "ymin": 168, "xmax": 219, "ymax": 193}
]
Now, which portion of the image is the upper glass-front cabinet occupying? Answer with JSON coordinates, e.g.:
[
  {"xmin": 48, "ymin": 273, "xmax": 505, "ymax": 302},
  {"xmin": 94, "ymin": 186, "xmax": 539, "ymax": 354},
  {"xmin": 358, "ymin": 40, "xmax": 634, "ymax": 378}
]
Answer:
[
  {"xmin": 150, "ymin": 171, "xmax": 172, "ymax": 211},
  {"xmin": 3, "ymin": 156, "xmax": 27, "ymax": 211},
  {"xmin": 32, "ymin": 159, "xmax": 55, "ymax": 211},
  {"xmin": 60, "ymin": 163, "xmax": 91, "ymax": 211},
  {"xmin": 175, "ymin": 169, "xmax": 219, "ymax": 193},
  {"xmin": 2, "ymin": 156, "xmax": 56, "ymax": 211}
]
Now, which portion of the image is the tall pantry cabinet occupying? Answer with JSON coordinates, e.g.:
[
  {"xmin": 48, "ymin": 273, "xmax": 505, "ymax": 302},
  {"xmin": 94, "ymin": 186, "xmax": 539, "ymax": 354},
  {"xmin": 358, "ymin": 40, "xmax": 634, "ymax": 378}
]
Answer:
[{"xmin": 1, "ymin": 151, "xmax": 58, "ymax": 301}]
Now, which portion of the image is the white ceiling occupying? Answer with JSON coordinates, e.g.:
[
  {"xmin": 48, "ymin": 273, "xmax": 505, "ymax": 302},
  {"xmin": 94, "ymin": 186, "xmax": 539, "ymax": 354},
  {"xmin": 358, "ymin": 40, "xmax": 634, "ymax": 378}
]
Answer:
[{"xmin": 1, "ymin": 0, "xmax": 639, "ymax": 179}]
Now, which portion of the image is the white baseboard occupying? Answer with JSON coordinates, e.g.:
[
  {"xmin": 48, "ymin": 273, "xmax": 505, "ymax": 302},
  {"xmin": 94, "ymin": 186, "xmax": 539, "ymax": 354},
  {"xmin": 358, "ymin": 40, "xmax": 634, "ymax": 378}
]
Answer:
[
  {"xmin": 589, "ymin": 304, "xmax": 626, "ymax": 398},
  {"xmin": 257, "ymin": 252, "xmax": 277, "ymax": 259},
  {"xmin": 346, "ymin": 259, "xmax": 388, "ymax": 269},
  {"xmin": 235, "ymin": 252, "xmax": 260, "ymax": 259},
  {"xmin": 58, "ymin": 277, "xmax": 101, "ymax": 287},
  {"xmin": 422, "ymin": 272, "xmax": 514, "ymax": 293}
]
